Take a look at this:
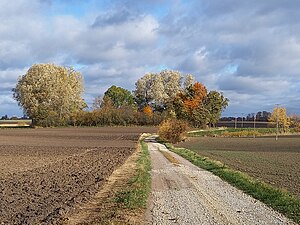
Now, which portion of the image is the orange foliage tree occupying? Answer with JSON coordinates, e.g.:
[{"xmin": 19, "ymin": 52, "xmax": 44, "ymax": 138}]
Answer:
[
  {"xmin": 183, "ymin": 82, "xmax": 207, "ymax": 113},
  {"xmin": 143, "ymin": 105, "xmax": 153, "ymax": 117}
]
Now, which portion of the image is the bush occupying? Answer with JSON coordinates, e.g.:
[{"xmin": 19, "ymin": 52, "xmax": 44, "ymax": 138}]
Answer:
[
  {"xmin": 158, "ymin": 119, "xmax": 189, "ymax": 143},
  {"xmin": 294, "ymin": 124, "xmax": 300, "ymax": 132}
]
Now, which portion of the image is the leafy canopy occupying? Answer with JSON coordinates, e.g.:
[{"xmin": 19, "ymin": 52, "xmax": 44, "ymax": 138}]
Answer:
[
  {"xmin": 12, "ymin": 63, "xmax": 86, "ymax": 126},
  {"xmin": 104, "ymin": 85, "xmax": 135, "ymax": 108}
]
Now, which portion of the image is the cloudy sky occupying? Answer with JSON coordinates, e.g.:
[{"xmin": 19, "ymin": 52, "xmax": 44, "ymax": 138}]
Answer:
[{"xmin": 1, "ymin": 0, "xmax": 300, "ymax": 117}]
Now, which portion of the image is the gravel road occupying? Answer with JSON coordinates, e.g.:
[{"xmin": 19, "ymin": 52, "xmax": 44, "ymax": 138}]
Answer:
[{"xmin": 144, "ymin": 136, "xmax": 295, "ymax": 225}]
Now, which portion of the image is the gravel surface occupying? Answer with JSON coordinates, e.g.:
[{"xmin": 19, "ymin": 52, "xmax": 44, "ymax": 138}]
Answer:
[{"xmin": 145, "ymin": 136, "xmax": 296, "ymax": 225}]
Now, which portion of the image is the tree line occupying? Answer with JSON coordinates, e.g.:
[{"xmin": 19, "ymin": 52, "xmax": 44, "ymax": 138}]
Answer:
[{"xmin": 12, "ymin": 63, "xmax": 229, "ymax": 127}]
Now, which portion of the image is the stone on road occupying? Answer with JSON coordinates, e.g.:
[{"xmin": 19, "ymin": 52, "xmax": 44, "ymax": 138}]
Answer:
[{"xmin": 145, "ymin": 136, "xmax": 295, "ymax": 225}]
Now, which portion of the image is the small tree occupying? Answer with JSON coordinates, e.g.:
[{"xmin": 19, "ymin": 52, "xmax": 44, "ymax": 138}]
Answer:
[
  {"xmin": 143, "ymin": 105, "xmax": 153, "ymax": 117},
  {"xmin": 269, "ymin": 107, "xmax": 290, "ymax": 132}
]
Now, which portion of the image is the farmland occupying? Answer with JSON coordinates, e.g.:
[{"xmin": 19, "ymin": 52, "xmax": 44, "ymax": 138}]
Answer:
[
  {"xmin": 0, "ymin": 127, "xmax": 156, "ymax": 224},
  {"xmin": 176, "ymin": 135, "xmax": 300, "ymax": 197},
  {"xmin": 0, "ymin": 119, "xmax": 32, "ymax": 127}
]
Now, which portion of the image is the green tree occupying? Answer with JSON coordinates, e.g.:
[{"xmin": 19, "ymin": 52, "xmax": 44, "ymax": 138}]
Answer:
[
  {"xmin": 12, "ymin": 63, "xmax": 86, "ymax": 126},
  {"xmin": 104, "ymin": 85, "xmax": 135, "ymax": 108},
  {"xmin": 204, "ymin": 91, "xmax": 229, "ymax": 127}
]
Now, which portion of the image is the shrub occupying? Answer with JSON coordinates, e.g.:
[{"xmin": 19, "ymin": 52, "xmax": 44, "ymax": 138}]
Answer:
[
  {"xmin": 158, "ymin": 118, "xmax": 189, "ymax": 143},
  {"xmin": 294, "ymin": 124, "xmax": 300, "ymax": 132}
]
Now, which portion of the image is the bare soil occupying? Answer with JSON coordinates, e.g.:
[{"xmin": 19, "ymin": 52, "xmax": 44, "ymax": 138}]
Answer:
[
  {"xmin": 0, "ymin": 127, "xmax": 156, "ymax": 224},
  {"xmin": 177, "ymin": 136, "xmax": 300, "ymax": 197},
  {"xmin": 63, "ymin": 140, "xmax": 143, "ymax": 225}
]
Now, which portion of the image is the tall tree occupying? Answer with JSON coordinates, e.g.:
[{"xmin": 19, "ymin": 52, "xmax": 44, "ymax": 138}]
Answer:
[
  {"xmin": 134, "ymin": 73, "xmax": 156, "ymax": 109},
  {"xmin": 134, "ymin": 70, "xmax": 194, "ymax": 111},
  {"xmin": 204, "ymin": 91, "xmax": 229, "ymax": 127},
  {"xmin": 173, "ymin": 82, "xmax": 209, "ymax": 127},
  {"xmin": 183, "ymin": 82, "xmax": 207, "ymax": 113},
  {"xmin": 103, "ymin": 85, "xmax": 135, "ymax": 108},
  {"xmin": 183, "ymin": 74, "xmax": 195, "ymax": 89},
  {"xmin": 12, "ymin": 63, "xmax": 86, "ymax": 126}
]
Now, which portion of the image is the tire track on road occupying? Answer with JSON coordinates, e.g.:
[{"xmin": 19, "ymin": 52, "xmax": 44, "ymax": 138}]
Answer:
[{"xmin": 145, "ymin": 136, "xmax": 295, "ymax": 225}]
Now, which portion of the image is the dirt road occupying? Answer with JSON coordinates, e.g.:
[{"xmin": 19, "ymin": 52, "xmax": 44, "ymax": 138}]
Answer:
[{"xmin": 145, "ymin": 136, "xmax": 295, "ymax": 225}]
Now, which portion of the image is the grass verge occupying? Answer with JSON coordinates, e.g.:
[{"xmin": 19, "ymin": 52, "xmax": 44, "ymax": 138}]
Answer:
[
  {"xmin": 163, "ymin": 141, "xmax": 300, "ymax": 224},
  {"xmin": 114, "ymin": 139, "xmax": 151, "ymax": 209},
  {"xmin": 188, "ymin": 127, "xmax": 299, "ymax": 137}
]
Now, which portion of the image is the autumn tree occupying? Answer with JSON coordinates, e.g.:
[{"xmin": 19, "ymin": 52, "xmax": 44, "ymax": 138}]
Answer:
[
  {"xmin": 172, "ymin": 83, "xmax": 228, "ymax": 128},
  {"xmin": 269, "ymin": 107, "xmax": 290, "ymax": 132},
  {"xmin": 13, "ymin": 63, "xmax": 86, "ymax": 126},
  {"xmin": 134, "ymin": 70, "xmax": 194, "ymax": 111},
  {"xmin": 183, "ymin": 82, "xmax": 207, "ymax": 113},
  {"xmin": 172, "ymin": 82, "xmax": 208, "ymax": 127},
  {"xmin": 104, "ymin": 85, "xmax": 135, "ymax": 108},
  {"xmin": 183, "ymin": 74, "xmax": 195, "ymax": 89},
  {"xmin": 143, "ymin": 105, "xmax": 153, "ymax": 117},
  {"xmin": 290, "ymin": 114, "xmax": 300, "ymax": 132}
]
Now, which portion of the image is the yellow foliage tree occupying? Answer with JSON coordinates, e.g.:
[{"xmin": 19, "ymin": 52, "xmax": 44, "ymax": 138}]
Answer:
[
  {"xmin": 290, "ymin": 114, "xmax": 300, "ymax": 132},
  {"xmin": 13, "ymin": 63, "xmax": 86, "ymax": 126},
  {"xmin": 269, "ymin": 107, "xmax": 290, "ymax": 132}
]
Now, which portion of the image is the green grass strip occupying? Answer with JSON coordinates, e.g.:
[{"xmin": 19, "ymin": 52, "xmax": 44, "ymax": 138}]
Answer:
[
  {"xmin": 164, "ymin": 142, "xmax": 300, "ymax": 224},
  {"xmin": 114, "ymin": 139, "xmax": 151, "ymax": 209}
]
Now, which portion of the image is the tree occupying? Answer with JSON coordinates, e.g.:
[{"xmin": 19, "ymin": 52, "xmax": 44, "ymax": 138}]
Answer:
[
  {"xmin": 104, "ymin": 85, "xmax": 135, "ymax": 108},
  {"xmin": 12, "ymin": 63, "xmax": 86, "ymax": 126},
  {"xmin": 290, "ymin": 114, "xmax": 300, "ymax": 132},
  {"xmin": 183, "ymin": 82, "xmax": 207, "ymax": 113},
  {"xmin": 183, "ymin": 74, "xmax": 195, "ymax": 89},
  {"xmin": 172, "ymin": 83, "xmax": 228, "ymax": 128},
  {"xmin": 143, "ymin": 105, "xmax": 153, "ymax": 117},
  {"xmin": 92, "ymin": 95, "xmax": 104, "ymax": 110},
  {"xmin": 134, "ymin": 73, "xmax": 156, "ymax": 110},
  {"xmin": 269, "ymin": 107, "xmax": 290, "ymax": 132},
  {"xmin": 134, "ymin": 70, "xmax": 195, "ymax": 111},
  {"xmin": 204, "ymin": 91, "xmax": 229, "ymax": 127}
]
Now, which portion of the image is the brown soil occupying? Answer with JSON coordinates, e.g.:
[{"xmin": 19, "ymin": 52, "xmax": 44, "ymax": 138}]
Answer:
[
  {"xmin": 177, "ymin": 136, "xmax": 300, "ymax": 197},
  {"xmin": 0, "ymin": 127, "xmax": 156, "ymax": 225},
  {"xmin": 63, "ymin": 141, "xmax": 143, "ymax": 225}
]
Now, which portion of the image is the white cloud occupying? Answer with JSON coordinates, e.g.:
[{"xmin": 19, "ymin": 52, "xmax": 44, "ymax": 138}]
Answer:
[{"xmin": 0, "ymin": 0, "xmax": 300, "ymax": 116}]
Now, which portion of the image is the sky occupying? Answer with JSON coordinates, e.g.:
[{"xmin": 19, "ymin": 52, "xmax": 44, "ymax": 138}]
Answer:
[{"xmin": 0, "ymin": 0, "xmax": 300, "ymax": 117}]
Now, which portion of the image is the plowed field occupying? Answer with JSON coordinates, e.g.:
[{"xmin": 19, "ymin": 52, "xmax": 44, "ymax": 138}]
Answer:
[{"xmin": 0, "ymin": 127, "xmax": 156, "ymax": 224}]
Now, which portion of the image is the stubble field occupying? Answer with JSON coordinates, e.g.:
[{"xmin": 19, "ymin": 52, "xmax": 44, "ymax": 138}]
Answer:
[
  {"xmin": 177, "ymin": 135, "xmax": 300, "ymax": 197},
  {"xmin": 0, "ymin": 127, "xmax": 156, "ymax": 224}
]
